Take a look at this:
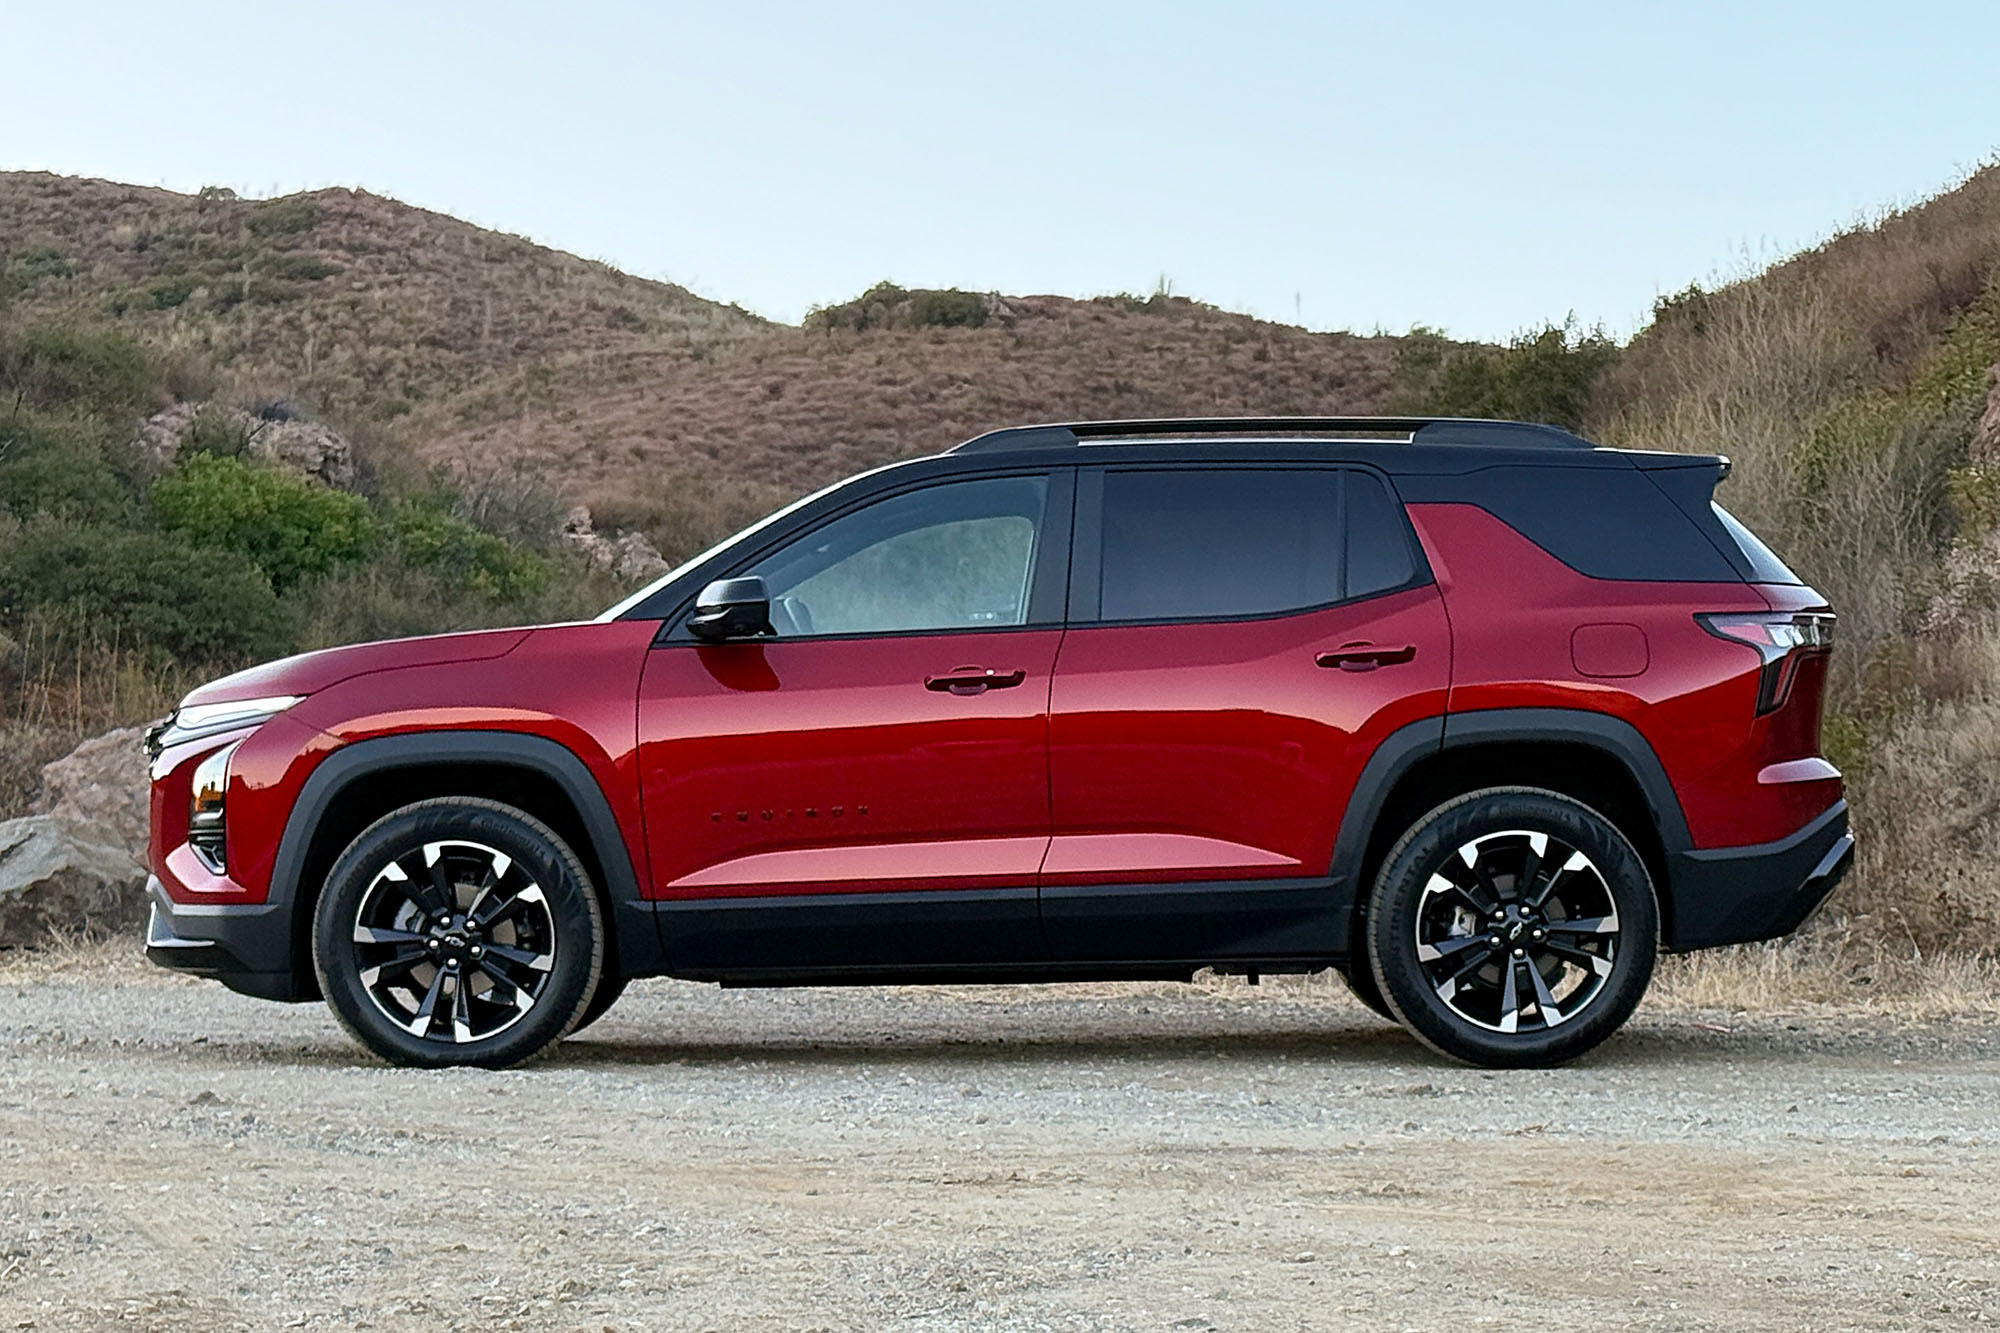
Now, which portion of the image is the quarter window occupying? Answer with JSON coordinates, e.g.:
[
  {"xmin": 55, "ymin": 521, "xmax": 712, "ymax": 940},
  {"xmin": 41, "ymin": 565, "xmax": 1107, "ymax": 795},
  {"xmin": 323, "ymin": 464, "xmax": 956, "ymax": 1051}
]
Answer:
[{"xmin": 746, "ymin": 476, "xmax": 1049, "ymax": 636}]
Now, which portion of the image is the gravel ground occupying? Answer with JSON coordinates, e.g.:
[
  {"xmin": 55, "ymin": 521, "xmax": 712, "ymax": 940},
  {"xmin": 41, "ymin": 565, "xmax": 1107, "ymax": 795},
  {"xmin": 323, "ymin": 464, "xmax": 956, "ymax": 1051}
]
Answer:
[{"xmin": 2, "ymin": 957, "xmax": 1997, "ymax": 1331}]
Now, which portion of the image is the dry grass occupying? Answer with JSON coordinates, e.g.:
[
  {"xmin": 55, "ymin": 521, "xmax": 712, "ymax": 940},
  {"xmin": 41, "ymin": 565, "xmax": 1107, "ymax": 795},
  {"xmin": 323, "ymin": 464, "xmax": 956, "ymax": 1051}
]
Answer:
[
  {"xmin": 420, "ymin": 293, "xmax": 1400, "ymax": 559},
  {"xmin": 1649, "ymin": 940, "xmax": 2000, "ymax": 1020},
  {"xmin": 0, "ymin": 172, "xmax": 767, "ymax": 435}
]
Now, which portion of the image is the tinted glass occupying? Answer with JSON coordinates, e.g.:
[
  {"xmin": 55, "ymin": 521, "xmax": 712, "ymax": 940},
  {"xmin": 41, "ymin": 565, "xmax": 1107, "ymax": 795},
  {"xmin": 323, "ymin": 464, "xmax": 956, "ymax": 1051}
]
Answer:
[
  {"xmin": 1346, "ymin": 472, "xmax": 1417, "ymax": 598},
  {"xmin": 748, "ymin": 476, "xmax": 1048, "ymax": 635},
  {"xmin": 1711, "ymin": 503, "xmax": 1802, "ymax": 584},
  {"xmin": 1099, "ymin": 469, "xmax": 1343, "ymax": 621},
  {"xmin": 1400, "ymin": 464, "xmax": 1742, "ymax": 582}
]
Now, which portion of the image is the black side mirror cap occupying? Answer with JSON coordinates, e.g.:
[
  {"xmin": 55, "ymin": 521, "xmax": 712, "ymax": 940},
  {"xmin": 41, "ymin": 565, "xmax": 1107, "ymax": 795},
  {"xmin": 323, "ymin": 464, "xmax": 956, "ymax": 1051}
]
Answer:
[{"xmin": 687, "ymin": 576, "xmax": 774, "ymax": 641}]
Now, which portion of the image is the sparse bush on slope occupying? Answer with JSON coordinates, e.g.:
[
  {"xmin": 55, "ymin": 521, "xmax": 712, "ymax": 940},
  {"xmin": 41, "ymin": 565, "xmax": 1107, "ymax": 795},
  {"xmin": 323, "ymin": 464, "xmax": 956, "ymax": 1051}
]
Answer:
[
  {"xmin": 1593, "ymin": 166, "xmax": 2000, "ymax": 957},
  {"xmin": 1384, "ymin": 316, "xmax": 1619, "ymax": 432}
]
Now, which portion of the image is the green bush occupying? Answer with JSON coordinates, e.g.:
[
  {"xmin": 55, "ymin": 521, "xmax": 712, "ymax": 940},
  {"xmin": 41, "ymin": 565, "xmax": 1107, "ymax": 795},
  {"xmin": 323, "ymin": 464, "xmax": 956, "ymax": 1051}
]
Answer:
[
  {"xmin": 152, "ymin": 454, "xmax": 376, "ymax": 591},
  {"xmin": 804, "ymin": 282, "xmax": 989, "ymax": 333},
  {"xmin": 906, "ymin": 289, "xmax": 987, "ymax": 329},
  {"xmin": 246, "ymin": 198, "xmax": 318, "ymax": 236},
  {"xmin": 387, "ymin": 503, "xmax": 550, "ymax": 600},
  {"xmin": 1386, "ymin": 316, "xmax": 1619, "ymax": 432},
  {"xmin": 7, "ymin": 247, "xmax": 72, "ymax": 284},
  {"xmin": 0, "ymin": 419, "xmax": 137, "ymax": 524},
  {"xmin": 0, "ymin": 324, "xmax": 155, "ymax": 415},
  {"xmin": 139, "ymin": 275, "xmax": 198, "ymax": 310},
  {"xmin": 264, "ymin": 254, "xmax": 342, "ymax": 282},
  {"xmin": 0, "ymin": 517, "xmax": 292, "ymax": 666}
]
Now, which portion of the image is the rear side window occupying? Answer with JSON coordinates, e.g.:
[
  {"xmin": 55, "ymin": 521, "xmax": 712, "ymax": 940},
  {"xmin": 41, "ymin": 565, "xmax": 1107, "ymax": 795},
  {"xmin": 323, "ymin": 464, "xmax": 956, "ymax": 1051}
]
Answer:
[
  {"xmin": 1409, "ymin": 465, "xmax": 1743, "ymax": 582},
  {"xmin": 1347, "ymin": 472, "xmax": 1418, "ymax": 598},
  {"xmin": 1094, "ymin": 468, "xmax": 1419, "ymax": 622},
  {"xmin": 1711, "ymin": 503, "xmax": 1802, "ymax": 584}
]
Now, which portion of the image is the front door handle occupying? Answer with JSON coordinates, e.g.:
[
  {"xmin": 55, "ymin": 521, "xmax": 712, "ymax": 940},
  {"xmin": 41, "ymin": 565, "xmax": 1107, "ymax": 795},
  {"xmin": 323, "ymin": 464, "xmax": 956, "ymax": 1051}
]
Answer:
[
  {"xmin": 1316, "ymin": 643, "xmax": 1417, "ymax": 672},
  {"xmin": 925, "ymin": 666, "xmax": 1028, "ymax": 694}
]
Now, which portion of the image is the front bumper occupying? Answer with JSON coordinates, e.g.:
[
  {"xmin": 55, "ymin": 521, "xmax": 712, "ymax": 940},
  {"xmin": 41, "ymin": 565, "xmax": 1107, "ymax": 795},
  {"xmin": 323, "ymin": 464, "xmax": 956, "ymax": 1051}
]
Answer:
[
  {"xmin": 1664, "ymin": 800, "xmax": 1855, "ymax": 951},
  {"xmin": 144, "ymin": 877, "xmax": 310, "ymax": 1001}
]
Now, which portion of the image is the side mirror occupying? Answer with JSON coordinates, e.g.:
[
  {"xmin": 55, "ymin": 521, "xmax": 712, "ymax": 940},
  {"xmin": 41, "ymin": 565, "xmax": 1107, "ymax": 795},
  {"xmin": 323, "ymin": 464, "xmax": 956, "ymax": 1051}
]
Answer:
[{"xmin": 688, "ymin": 576, "xmax": 774, "ymax": 641}]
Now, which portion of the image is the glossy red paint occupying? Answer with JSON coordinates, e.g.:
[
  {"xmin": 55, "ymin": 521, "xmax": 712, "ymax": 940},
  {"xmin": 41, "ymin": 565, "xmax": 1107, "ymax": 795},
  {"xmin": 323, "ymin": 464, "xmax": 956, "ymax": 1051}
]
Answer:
[
  {"xmin": 1407, "ymin": 502, "xmax": 1840, "ymax": 848},
  {"xmin": 636, "ymin": 630, "xmax": 1062, "ymax": 897},
  {"xmin": 1044, "ymin": 584, "xmax": 1452, "ymax": 884},
  {"xmin": 150, "ymin": 621, "xmax": 658, "ymax": 908},
  {"xmin": 153, "ymin": 496, "xmax": 1842, "ymax": 926}
]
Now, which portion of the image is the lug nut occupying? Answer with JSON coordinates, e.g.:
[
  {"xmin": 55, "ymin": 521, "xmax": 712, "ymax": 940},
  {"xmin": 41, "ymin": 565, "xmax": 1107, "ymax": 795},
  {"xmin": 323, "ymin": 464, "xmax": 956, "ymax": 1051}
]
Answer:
[{"xmin": 1512, "ymin": 948, "xmax": 1525, "ymax": 957}]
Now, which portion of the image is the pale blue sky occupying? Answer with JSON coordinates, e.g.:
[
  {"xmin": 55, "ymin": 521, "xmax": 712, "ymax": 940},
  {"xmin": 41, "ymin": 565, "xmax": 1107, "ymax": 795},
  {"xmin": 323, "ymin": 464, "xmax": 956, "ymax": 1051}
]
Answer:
[{"xmin": 5, "ymin": 1, "xmax": 1998, "ymax": 341}]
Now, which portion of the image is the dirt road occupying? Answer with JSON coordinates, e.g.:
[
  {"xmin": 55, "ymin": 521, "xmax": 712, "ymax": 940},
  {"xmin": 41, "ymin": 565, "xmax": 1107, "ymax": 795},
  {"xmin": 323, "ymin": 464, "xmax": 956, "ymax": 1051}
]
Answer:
[{"xmin": 2, "ymin": 956, "xmax": 1996, "ymax": 1331}]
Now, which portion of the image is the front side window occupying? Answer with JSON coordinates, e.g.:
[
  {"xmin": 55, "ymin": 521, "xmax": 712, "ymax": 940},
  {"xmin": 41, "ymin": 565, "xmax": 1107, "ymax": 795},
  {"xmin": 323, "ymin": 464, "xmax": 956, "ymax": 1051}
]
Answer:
[
  {"xmin": 745, "ymin": 475, "xmax": 1049, "ymax": 636},
  {"xmin": 1095, "ymin": 467, "xmax": 1416, "ymax": 622}
]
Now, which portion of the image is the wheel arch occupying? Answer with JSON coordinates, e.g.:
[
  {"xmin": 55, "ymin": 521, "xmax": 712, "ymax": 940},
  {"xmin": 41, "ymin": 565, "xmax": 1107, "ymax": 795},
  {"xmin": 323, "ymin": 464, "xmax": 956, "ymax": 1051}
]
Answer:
[
  {"xmin": 271, "ymin": 732, "xmax": 660, "ymax": 995},
  {"xmin": 1331, "ymin": 709, "xmax": 1692, "ymax": 946}
]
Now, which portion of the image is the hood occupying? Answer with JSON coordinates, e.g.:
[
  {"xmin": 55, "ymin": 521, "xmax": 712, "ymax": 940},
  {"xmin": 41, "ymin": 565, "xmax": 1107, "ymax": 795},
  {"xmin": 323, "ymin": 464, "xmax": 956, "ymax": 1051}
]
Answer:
[{"xmin": 180, "ymin": 627, "xmax": 533, "ymax": 710}]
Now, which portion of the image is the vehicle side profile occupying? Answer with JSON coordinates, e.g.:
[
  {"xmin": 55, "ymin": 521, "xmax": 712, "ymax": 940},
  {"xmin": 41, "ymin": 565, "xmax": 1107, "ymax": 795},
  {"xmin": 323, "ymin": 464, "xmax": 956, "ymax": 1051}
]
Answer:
[{"xmin": 144, "ymin": 417, "xmax": 1852, "ymax": 1068}]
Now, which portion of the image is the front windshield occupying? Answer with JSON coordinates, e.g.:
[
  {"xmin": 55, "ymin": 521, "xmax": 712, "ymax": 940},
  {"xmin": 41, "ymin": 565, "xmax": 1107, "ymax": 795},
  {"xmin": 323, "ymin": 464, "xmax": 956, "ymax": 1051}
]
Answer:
[{"xmin": 593, "ymin": 459, "xmax": 918, "ymax": 621}]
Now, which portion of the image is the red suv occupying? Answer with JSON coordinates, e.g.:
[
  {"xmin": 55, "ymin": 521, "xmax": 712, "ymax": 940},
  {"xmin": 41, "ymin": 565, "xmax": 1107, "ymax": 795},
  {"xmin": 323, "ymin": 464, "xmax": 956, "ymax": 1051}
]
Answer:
[{"xmin": 144, "ymin": 417, "xmax": 1851, "ymax": 1068}]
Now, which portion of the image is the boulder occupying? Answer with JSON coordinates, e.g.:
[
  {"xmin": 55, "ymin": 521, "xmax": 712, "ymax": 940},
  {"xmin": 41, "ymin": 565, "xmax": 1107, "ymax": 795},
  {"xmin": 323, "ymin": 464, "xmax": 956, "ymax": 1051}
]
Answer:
[
  {"xmin": 130, "ymin": 401, "xmax": 359, "ymax": 489},
  {"xmin": 0, "ymin": 815, "xmax": 147, "ymax": 946},
  {"xmin": 33, "ymin": 725, "xmax": 149, "ymax": 862},
  {"xmin": 561, "ymin": 505, "xmax": 670, "ymax": 583}
]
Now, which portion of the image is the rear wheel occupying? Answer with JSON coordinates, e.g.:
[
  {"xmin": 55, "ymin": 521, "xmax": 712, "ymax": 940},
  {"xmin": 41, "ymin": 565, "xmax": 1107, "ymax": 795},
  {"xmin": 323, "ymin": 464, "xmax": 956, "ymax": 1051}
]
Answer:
[
  {"xmin": 311, "ymin": 798, "xmax": 604, "ymax": 1068},
  {"xmin": 1366, "ymin": 787, "xmax": 1657, "ymax": 1067}
]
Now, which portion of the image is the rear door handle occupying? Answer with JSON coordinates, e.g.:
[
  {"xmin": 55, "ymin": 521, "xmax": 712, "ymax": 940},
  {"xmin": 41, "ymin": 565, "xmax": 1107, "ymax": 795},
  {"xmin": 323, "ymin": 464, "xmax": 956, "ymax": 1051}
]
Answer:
[
  {"xmin": 925, "ymin": 667, "xmax": 1028, "ymax": 694},
  {"xmin": 1316, "ymin": 643, "xmax": 1417, "ymax": 672}
]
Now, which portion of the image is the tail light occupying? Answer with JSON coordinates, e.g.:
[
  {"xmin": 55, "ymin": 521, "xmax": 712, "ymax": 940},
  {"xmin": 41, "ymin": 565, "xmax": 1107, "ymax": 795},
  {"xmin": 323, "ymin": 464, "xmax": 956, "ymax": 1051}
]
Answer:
[{"xmin": 1697, "ymin": 611, "xmax": 1835, "ymax": 714}]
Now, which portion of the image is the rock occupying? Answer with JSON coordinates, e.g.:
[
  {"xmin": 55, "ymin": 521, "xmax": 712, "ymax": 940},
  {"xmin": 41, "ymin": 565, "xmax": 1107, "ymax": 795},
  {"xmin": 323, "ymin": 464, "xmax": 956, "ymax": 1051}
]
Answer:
[
  {"xmin": 32, "ymin": 725, "xmax": 149, "ymax": 862},
  {"xmin": 0, "ymin": 815, "xmax": 147, "ymax": 946},
  {"xmin": 130, "ymin": 401, "xmax": 358, "ymax": 490},
  {"xmin": 249, "ymin": 417, "xmax": 358, "ymax": 490},
  {"xmin": 561, "ymin": 505, "xmax": 670, "ymax": 583}
]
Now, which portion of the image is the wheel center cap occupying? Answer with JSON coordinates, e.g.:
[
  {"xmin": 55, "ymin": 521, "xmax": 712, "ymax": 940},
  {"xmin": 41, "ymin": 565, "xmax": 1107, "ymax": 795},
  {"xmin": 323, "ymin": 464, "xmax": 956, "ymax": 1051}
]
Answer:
[
  {"xmin": 1505, "ymin": 920, "xmax": 1528, "ymax": 943},
  {"xmin": 444, "ymin": 932, "xmax": 467, "ymax": 951}
]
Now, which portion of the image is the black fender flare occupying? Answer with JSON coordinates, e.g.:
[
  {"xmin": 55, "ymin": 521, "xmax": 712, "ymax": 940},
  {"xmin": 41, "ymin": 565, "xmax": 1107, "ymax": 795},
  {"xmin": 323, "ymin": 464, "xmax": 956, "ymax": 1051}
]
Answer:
[
  {"xmin": 1327, "ymin": 708, "xmax": 1693, "ymax": 943},
  {"xmin": 269, "ymin": 731, "xmax": 662, "ymax": 977}
]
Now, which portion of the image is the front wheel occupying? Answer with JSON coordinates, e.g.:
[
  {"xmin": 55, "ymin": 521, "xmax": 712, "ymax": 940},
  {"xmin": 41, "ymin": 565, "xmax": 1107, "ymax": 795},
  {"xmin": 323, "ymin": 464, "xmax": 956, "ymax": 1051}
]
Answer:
[
  {"xmin": 311, "ymin": 798, "xmax": 605, "ymax": 1068},
  {"xmin": 1366, "ymin": 787, "xmax": 1658, "ymax": 1068}
]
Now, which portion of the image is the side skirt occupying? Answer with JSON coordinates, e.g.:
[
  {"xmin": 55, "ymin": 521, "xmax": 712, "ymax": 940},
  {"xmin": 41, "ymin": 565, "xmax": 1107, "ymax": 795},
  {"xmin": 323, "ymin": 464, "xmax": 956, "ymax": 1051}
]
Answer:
[{"xmin": 645, "ymin": 877, "xmax": 1350, "ymax": 984}]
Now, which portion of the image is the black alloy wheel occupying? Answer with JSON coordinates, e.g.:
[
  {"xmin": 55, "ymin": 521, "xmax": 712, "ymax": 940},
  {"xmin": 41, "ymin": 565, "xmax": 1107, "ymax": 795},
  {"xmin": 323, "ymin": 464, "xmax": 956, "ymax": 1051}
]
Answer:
[
  {"xmin": 313, "ymin": 798, "xmax": 603, "ymax": 1068},
  {"xmin": 1367, "ymin": 787, "xmax": 1658, "ymax": 1067}
]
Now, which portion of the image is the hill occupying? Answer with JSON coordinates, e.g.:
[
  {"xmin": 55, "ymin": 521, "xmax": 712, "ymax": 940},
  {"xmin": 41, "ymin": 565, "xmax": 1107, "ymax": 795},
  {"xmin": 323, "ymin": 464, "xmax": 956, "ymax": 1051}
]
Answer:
[
  {"xmin": 0, "ymin": 172, "xmax": 768, "ymax": 431},
  {"xmin": 420, "ymin": 288, "xmax": 1400, "ymax": 548},
  {"xmin": 1, "ymin": 173, "xmax": 1401, "ymax": 553}
]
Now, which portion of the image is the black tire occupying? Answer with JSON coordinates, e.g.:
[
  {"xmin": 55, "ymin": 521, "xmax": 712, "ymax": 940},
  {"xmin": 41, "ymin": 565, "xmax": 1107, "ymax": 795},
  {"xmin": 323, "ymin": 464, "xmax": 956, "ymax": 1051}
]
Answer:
[
  {"xmin": 311, "ymin": 797, "xmax": 604, "ymax": 1069},
  {"xmin": 569, "ymin": 974, "xmax": 629, "ymax": 1036},
  {"xmin": 1339, "ymin": 959, "xmax": 1396, "ymax": 1020},
  {"xmin": 1366, "ymin": 787, "xmax": 1657, "ymax": 1068}
]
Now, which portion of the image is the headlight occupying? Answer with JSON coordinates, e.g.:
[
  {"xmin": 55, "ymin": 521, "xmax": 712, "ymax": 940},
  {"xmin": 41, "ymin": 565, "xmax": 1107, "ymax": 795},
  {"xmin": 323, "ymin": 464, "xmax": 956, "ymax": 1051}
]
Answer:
[
  {"xmin": 189, "ymin": 740, "xmax": 240, "ymax": 873},
  {"xmin": 174, "ymin": 695, "xmax": 304, "ymax": 734},
  {"xmin": 148, "ymin": 694, "xmax": 304, "ymax": 762}
]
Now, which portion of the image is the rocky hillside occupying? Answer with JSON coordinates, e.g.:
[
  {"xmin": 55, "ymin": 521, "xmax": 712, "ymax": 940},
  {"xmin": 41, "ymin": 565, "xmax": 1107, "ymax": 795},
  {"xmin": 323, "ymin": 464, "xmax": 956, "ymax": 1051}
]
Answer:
[{"xmin": 1, "ymin": 173, "xmax": 1401, "ymax": 551}]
